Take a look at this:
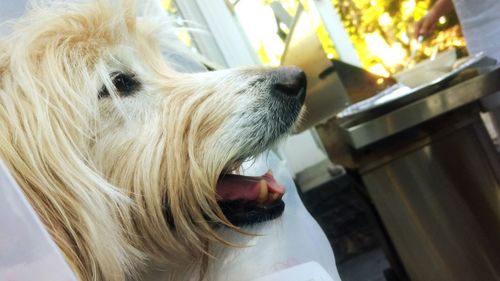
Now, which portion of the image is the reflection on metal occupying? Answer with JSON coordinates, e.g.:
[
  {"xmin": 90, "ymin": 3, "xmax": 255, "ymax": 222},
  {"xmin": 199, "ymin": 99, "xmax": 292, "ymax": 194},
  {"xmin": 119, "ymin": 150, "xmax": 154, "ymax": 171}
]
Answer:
[
  {"xmin": 362, "ymin": 117, "xmax": 500, "ymax": 281},
  {"xmin": 281, "ymin": 6, "xmax": 393, "ymax": 132},
  {"xmin": 329, "ymin": 59, "xmax": 395, "ymax": 103},
  {"xmin": 337, "ymin": 53, "xmax": 496, "ymax": 126},
  {"xmin": 342, "ymin": 67, "xmax": 500, "ymax": 148}
]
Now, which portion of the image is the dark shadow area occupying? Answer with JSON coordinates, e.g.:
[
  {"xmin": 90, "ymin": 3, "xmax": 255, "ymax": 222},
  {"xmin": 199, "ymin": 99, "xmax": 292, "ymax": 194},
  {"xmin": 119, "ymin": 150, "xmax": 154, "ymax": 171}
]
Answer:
[{"xmin": 298, "ymin": 169, "xmax": 401, "ymax": 281}]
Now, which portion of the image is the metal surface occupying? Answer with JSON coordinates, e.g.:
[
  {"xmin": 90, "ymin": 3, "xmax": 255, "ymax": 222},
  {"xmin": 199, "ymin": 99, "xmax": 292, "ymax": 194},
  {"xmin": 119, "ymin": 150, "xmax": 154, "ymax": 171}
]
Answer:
[
  {"xmin": 342, "ymin": 67, "xmax": 500, "ymax": 148},
  {"xmin": 280, "ymin": 6, "xmax": 393, "ymax": 132},
  {"xmin": 315, "ymin": 66, "xmax": 500, "ymax": 281},
  {"xmin": 362, "ymin": 117, "xmax": 500, "ymax": 281},
  {"xmin": 312, "ymin": 47, "xmax": 500, "ymax": 281},
  {"xmin": 337, "ymin": 53, "xmax": 495, "ymax": 125},
  {"xmin": 328, "ymin": 59, "xmax": 396, "ymax": 103}
]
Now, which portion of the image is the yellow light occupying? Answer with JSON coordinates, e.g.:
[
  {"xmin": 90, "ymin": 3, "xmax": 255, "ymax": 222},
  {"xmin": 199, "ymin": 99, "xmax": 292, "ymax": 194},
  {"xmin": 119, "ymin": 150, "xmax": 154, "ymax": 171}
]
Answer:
[
  {"xmin": 400, "ymin": 32, "xmax": 410, "ymax": 44},
  {"xmin": 378, "ymin": 13, "xmax": 392, "ymax": 26},
  {"xmin": 365, "ymin": 33, "xmax": 406, "ymax": 68},
  {"xmin": 377, "ymin": 78, "xmax": 385, "ymax": 84},
  {"xmin": 402, "ymin": 0, "xmax": 416, "ymax": 17},
  {"xmin": 368, "ymin": 64, "xmax": 391, "ymax": 78},
  {"xmin": 331, "ymin": 0, "xmax": 465, "ymax": 75},
  {"xmin": 327, "ymin": 53, "xmax": 335, "ymax": 59}
]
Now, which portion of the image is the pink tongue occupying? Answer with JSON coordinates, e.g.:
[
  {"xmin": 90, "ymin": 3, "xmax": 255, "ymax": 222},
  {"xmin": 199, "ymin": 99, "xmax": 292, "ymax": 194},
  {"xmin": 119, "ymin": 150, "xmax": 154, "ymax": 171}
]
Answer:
[{"xmin": 216, "ymin": 171, "xmax": 285, "ymax": 202}]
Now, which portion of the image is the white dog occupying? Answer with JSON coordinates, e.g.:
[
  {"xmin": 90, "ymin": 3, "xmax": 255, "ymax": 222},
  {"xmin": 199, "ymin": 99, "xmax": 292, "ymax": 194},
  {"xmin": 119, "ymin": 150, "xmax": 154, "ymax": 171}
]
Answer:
[{"xmin": 0, "ymin": 0, "xmax": 307, "ymax": 280}]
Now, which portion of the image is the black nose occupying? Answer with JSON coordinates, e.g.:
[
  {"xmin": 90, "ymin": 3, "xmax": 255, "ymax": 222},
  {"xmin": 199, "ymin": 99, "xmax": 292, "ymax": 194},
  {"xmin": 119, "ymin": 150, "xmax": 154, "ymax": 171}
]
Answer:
[{"xmin": 271, "ymin": 66, "xmax": 307, "ymax": 104}]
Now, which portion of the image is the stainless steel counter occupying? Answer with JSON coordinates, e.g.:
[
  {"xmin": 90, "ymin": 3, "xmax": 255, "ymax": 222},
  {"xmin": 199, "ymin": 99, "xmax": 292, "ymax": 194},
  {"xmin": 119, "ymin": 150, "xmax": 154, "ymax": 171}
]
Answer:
[
  {"xmin": 315, "ymin": 67, "xmax": 500, "ymax": 281},
  {"xmin": 362, "ymin": 116, "xmax": 500, "ymax": 281},
  {"xmin": 341, "ymin": 68, "xmax": 500, "ymax": 148}
]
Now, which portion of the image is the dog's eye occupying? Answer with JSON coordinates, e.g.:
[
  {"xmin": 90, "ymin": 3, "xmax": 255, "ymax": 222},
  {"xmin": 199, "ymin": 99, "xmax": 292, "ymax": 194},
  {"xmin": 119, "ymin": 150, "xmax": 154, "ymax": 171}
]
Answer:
[
  {"xmin": 112, "ymin": 73, "xmax": 140, "ymax": 95},
  {"xmin": 98, "ymin": 72, "xmax": 141, "ymax": 99}
]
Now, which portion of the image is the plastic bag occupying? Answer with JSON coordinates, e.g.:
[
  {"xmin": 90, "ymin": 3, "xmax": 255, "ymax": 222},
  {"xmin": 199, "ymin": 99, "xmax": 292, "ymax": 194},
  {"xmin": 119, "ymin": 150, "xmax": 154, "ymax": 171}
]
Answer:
[
  {"xmin": 207, "ymin": 151, "xmax": 342, "ymax": 281},
  {"xmin": 0, "ymin": 161, "xmax": 77, "ymax": 281},
  {"xmin": 0, "ymin": 151, "xmax": 341, "ymax": 281}
]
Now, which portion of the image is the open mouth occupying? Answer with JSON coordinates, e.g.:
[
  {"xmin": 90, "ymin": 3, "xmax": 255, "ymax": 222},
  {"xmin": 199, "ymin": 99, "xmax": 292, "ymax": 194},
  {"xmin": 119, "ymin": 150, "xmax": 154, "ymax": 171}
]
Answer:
[{"xmin": 216, "ymin": 171, "xmax": 285, "ymax": 226}]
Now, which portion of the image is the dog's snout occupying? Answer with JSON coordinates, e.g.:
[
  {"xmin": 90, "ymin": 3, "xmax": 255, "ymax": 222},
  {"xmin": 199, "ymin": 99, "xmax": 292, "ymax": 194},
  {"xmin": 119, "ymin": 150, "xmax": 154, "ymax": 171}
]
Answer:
[{"xmin": 271, "ymin": 66, "xmax": 306, "ymax": 104}]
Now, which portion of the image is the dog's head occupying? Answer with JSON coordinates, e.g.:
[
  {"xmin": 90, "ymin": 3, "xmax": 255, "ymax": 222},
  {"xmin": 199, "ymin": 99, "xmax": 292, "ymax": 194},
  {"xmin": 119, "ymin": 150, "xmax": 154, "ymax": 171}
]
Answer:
[{"xmin": 0, "ymin": 0, "xmax": 305, "ymax": 278}]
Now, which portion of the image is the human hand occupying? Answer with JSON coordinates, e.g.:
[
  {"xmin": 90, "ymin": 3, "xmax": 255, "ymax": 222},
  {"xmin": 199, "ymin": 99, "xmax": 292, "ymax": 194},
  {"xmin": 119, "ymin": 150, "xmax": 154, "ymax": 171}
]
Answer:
[
  {"xmin": 414, "ymin": 0, "xmax": 454, "ymax": 38},
  {"xmin": 414, "ymin": 12, "xmax": 439, "ymax": 38}
]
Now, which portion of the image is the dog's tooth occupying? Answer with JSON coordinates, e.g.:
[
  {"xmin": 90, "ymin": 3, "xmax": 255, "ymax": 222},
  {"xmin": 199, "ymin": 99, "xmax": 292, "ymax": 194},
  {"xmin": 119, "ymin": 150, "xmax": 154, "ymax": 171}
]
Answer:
[
  {"xmin": 257, "ymin": 180, "xmax": 268, "ymax": 203},
  {"xmin": 268, "ymin": 193, "xmax": 279, "ymax": 203}
]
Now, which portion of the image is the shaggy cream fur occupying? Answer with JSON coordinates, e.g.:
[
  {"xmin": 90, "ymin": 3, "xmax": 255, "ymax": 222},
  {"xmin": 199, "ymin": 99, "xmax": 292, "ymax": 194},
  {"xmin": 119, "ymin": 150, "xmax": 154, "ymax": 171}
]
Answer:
[{"xmin": 0, "ymin": 1, "xmax": 304, "ymax": 280}]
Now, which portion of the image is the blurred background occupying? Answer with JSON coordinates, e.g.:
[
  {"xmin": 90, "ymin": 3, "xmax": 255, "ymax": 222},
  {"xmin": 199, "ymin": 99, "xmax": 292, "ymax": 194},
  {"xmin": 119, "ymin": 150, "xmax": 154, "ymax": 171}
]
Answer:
[
  {"xmin": 1, "ymin": 1, "xmax": 499, "ymax": 281},
  {"xmin": 157, "ymin": 1, "xmax": 500, "ymax": 281},
  {"xmin": 162, "ymin": 0, "xmax": 465, "ymax": 72}
]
